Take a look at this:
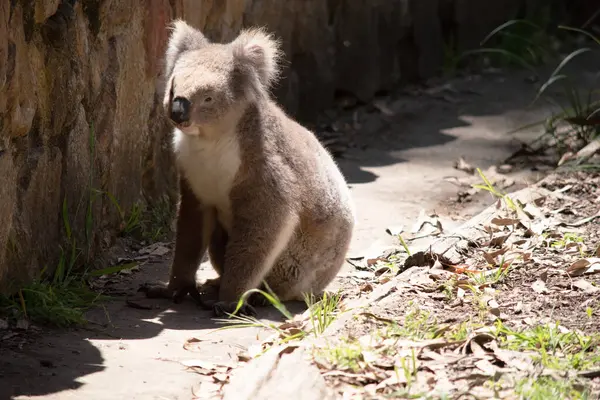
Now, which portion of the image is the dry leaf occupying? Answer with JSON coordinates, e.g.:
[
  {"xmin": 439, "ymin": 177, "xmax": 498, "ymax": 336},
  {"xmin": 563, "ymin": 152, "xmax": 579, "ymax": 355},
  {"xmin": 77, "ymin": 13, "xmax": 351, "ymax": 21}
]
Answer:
[
  {"xmin": 126, "ymin": 299, "xmax": 153, "ymax": 310},
  {"xmin": 454, "ymin": 157, "xmax": 475, "ymax": 174},
  {"xmin": 150, "ymin": 245, "xmax": 170, "ymax": 256},
  {"xmin": 573, "ymin": 279, "xmax": 600, "ymax": 294},
  {"xmin": 180, "ymin": 359, "xmax": 233, "ymax": 373},
  {"xmin": 495, "ymin": 199, "xmax": 502, "ymax": 210},
  {"xmin": 579, "ymin": 370, "xmax": 600, "ymax": 379},
  {"xmin": 372, "ymin": 100, "xmax": 395, "ymax": 116},
  {"xmin": 514, "ymin": 301, "xmax": 523, "ymax": 314},
  {"xmin": 474, "ymin": 359, "xmax": 497, "ymax": 376},
  {"xmin": 523, "ymin": 203, "xmax": 543, "ymax": 219},
  {"xmin": 489, "ymin": 247, "xmax": 509, "ymax": 259},
  {"xmin": 350, "ymin": 270, "xmax": 376, "ymax": 280},
  {"xmin": 488, "ymin": 341, "xmax": 535, "ymax": 372},
  {"xmin": 139, "ymin": 242, "xmax": 171, "ymax": 256},
  {"xmin": 563, "ymin": 212, "xmax": 600, "ymax": 227},
  {"xmin": 531, "ymin": 279, "xmax": 549, "ymax": 294},
  {"xmin": 491, "ymin": 217, "xmax": 520, "ymax": 226},
  {"xmin": 237, "ymin": 352, "xmax": 252, "ymax": 362},
  {"xmin": 529, "ymin": 220, "xmax": 549, "ymax": 235},
  {"xmin": 385, "ymin": 225, "xmax": 404, "ymax": 236},
  {"xmin": 567, "ymin": 258, "xmax": 600, "ymax": 276},
  {"xmin": 375, "ymin": 373, "xmax": 408, "ymax": 389},
  {"xmin": 247, "ymin": 344, "xmax": 264, "ymax": 358},
  {"xmin": 359, "ymin": 282, "xmax": 374, "ymax": 292},
  {"xmin": 483, "ymin": 223, "xmax": 503, "ymax": 234},
  {"xmin": 573, "ymin": 139, "xmax": 600, "ymax": 162},
  {"xmin": 411, "ymin": 209, "xmax": 429, "ymax": 233},
  {"xmin": 183, "ymin": 337, "xmax": 206, "ymax": 352},
  {"xmin": 558, "ymin": 151, "xmax": 575, "ymax": 166},
  {"xmin": 564, "ymin": 242, "xmax": 586, "ymax": 255},
  {"xmin": 462, "ymin": 333, "xmax": 495, "ymax": 356},
  {"xmin": 431, "ymin": 258, "xmax": 444, "ymax": 270},
  {"xmin": 487, "ymin": 235, "xmax": 510, "ymax": 248},
  {"xmin": 361, "ymin": 350, "xmax": 379, "ymax": 364},
  {"xmin": 367, "ymin": 257, "xmax": 387, "ymax": 266},
  {"xmin": 212, "ymin": 373, "xmax": 230, "ymax": 383},
  {"xmin": 487, "ymin": 299, "xmax": 500, "ymax": 317}
]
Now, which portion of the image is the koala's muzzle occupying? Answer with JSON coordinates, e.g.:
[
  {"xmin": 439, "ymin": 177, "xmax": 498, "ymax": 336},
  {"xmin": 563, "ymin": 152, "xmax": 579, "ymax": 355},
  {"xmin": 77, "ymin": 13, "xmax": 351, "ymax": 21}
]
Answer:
[{"xmin": 170, "ymin": 97, "xmax": 191, "ymax": 125}]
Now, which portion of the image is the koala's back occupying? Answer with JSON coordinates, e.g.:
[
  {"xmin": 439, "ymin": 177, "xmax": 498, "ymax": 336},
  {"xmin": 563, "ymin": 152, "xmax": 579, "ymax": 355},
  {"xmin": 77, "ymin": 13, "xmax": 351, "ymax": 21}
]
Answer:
[{"xmin": 236, "ymin": 101, "xmax": 355, "ymax": 223}]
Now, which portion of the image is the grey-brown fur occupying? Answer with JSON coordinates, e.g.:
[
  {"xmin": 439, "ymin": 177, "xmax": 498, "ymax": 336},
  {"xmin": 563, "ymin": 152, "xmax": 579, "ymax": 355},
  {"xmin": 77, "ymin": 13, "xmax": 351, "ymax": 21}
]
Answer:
[{"xmin": 142, "ymin": 20, "xmax": 356, "ymax": 317}]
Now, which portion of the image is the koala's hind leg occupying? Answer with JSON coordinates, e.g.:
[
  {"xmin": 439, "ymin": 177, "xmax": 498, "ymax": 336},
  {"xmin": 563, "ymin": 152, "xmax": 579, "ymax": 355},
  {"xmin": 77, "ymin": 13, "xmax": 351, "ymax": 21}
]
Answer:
[
  {"xmin": 141, "ymin": 178, "xmax": 215, "ymax": 304},
  {"xmin": 208, "ymin": 218, "xmax": 228, "ymax": 276},
  {"xmin": 212, "ymin": 203, "xmax": 298, "ymax": 317},
  {"xmin": 264, "ymin": 221, "xmax": 353, "ymax": 303},
  {"xmin": 310, "ymin": 224, "xmax": 353, "ymax": 296},
  {"xmin": 196, "ymin": 221, "xmax": 229, "ymax": 299}
]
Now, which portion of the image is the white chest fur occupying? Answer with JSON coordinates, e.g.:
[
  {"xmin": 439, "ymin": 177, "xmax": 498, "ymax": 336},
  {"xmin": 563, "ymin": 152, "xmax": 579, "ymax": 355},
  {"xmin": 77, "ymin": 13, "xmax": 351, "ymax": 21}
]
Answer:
[{"xmin": 172, "ymin": 129, "xmax": 242, "ymax": 229}]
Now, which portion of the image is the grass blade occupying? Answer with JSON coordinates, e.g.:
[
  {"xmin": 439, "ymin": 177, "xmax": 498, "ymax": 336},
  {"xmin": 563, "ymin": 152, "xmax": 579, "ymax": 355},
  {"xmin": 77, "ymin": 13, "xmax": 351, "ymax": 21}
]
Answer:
[
  {"xmin": 88, "ymin": 262, "xmax": 139, "ymax": 277},
  {"xmin": 105, "ymin": 191, "xmax": 123, "ymax": 218},
  {"xmin": 530, "ymin": 47, "xmax": 592, "ymax": 107},
  {"xmin": 558, "ymin": 25, "xmax": 600, "ymax": 46},
  {"xmin": 54, "ymin": 247, "xmax": 66, "ymax": 285},
  {"xmin": 531, "ymin": 74, "xmax": 568, "ymax": 105},
  {"xmin": 548, "ymin": 48, "xmax": 592, "ymax": 80},
  {"xmin": 480, "ymin": 19, "xmax": 543, "ymax": 46},
  {"xmin": 62, "ymin": 197, "xmax": 71, "ymax": 240}
]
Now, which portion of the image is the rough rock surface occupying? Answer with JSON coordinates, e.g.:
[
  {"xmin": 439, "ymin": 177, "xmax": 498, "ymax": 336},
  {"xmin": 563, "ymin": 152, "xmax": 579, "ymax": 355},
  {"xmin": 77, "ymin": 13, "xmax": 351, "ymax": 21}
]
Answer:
[{"xmin": 0, "ymin": 0, "xmax": 575, "ymax": 290}]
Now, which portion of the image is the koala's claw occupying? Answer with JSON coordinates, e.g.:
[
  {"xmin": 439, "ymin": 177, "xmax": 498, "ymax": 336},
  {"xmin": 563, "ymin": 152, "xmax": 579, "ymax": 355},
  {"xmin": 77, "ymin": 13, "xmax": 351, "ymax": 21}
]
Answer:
[{"xmin": 213, "ymin": 301, "xmax": 257, "ymax": 318}]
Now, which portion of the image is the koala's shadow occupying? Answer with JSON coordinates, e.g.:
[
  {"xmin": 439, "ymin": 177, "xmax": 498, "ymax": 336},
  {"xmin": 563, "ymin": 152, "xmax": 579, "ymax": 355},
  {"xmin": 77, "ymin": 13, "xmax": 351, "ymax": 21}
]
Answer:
[
  {"xmin": 1, "ymin": 268, "xmax": 307, "ymax": 400},
  {"xmin": 86, "ymin": 261, "xmax": 308, "ymax": 336}
]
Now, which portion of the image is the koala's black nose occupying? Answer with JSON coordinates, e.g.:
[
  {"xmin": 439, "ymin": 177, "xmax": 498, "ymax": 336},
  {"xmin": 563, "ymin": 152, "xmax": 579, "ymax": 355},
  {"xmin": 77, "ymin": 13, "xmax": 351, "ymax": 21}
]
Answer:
[{"xmin": 170, "ymin": 97, "xmax": 191, "ymax": 124}]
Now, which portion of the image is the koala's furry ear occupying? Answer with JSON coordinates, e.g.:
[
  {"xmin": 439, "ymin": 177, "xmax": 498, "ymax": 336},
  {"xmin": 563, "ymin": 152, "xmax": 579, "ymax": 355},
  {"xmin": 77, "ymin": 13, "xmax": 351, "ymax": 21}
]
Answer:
[
  {"xmin": 231, "ymin": 27, "xmax": 282, "ymax": 90},
  {"xmin": 164, "ymin": 19, "xmax": 210, "ymax": 78}
]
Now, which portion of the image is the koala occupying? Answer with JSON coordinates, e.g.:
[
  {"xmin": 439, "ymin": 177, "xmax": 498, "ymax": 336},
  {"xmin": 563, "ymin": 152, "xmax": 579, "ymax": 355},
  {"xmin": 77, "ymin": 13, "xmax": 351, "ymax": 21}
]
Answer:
[{"xmin": 141, "ymin": 20, "xmax": 356, "ymax": 317}]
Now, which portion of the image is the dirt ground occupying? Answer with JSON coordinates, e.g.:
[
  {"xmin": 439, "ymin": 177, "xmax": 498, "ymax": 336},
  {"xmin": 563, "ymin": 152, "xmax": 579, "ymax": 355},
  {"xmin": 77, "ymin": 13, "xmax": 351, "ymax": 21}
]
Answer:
[
  {"xmin": 306, "ymin": 170, "xmax": 600, "ymax": 399},
  {"xmin": 1, "ymin": 63, "xmax": 599, "ymax": 400}
]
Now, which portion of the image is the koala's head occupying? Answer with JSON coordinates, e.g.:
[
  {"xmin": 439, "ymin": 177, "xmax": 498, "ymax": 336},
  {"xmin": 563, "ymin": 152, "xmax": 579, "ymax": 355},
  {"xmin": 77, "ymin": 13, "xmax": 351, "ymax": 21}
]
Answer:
[{"xmin": 162, "ymin": 20, "xmax": 282, "ymax": 135}]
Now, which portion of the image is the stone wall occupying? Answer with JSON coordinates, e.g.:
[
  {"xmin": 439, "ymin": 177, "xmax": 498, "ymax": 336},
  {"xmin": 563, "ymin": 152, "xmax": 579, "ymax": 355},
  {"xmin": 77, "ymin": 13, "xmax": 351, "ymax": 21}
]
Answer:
[{"xmin": 0, "ymin": 0, "xmax": 583, "ymax": 290}]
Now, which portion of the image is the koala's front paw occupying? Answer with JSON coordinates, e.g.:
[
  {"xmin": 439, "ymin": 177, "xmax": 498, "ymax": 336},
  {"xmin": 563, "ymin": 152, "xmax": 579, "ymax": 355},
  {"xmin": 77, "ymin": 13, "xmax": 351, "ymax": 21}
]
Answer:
[{"xmin": 212, "ymin": 301, "xmax": 257, "ymax": 318}]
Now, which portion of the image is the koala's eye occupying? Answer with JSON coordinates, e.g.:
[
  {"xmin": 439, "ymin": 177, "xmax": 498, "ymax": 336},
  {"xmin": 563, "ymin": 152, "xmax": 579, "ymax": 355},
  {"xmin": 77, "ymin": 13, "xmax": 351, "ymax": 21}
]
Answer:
[{"xmin": 204, "ymin": 96, "xmax": 213, "ymax": 103}]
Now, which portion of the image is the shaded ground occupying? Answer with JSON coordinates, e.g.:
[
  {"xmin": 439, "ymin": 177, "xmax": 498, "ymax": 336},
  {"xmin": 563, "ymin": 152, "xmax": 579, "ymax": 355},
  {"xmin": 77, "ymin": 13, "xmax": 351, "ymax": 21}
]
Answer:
[{"xmin": 1, "ymin": 63, "xmax": 598, "ymax": 400}]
